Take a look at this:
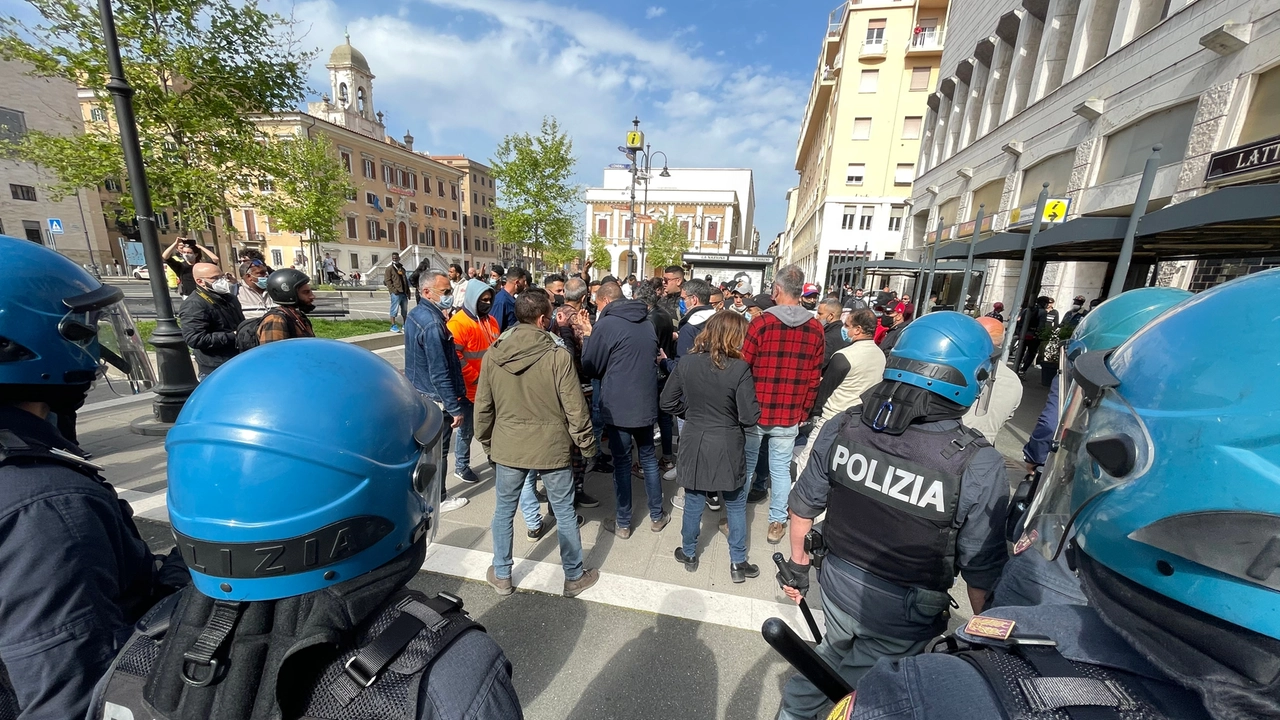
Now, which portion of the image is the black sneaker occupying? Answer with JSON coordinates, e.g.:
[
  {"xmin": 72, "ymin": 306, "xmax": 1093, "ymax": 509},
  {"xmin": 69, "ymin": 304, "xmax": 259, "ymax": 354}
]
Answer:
[
  {"xmin": 730, "ymin": 561, "xmax": 760, "ymax": 583},
  {"xmin": 674, "ymin": 547, "xmax": 698, "ymax": 570},
  {"xmin": 575, "ymin": 491, "xmax": 600, "ymax": 508},
  {"xmin": 591, "ymin": 456, "xmax": 614, "ymax": 473},
  {"xmin": 706, "ymin": 492, "xmax": 722, "ymax": 511},
  {"xmin": 747, "ymin": 487, "xmax": 768, "ymax": 504},
  {"xmin": 527, "ymin": 515, "xmax": 556, "ymax": 542}
]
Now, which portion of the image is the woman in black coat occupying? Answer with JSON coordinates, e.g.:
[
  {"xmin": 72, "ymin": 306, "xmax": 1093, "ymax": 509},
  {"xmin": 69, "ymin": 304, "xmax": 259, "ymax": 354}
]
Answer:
[{"xmin": 660, "ymin": 311, "xmax": 762, "ymax": 582}]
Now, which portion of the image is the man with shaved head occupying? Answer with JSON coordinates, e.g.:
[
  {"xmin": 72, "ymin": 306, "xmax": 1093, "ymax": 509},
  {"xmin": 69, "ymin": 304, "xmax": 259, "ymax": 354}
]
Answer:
[
  {"xmin": 178, "ymin": 262, "xmax": 245, "ymax": 380},
  {"xmin": 960, "ymin": 316, "xmax": 1024, "ymax": 444}
]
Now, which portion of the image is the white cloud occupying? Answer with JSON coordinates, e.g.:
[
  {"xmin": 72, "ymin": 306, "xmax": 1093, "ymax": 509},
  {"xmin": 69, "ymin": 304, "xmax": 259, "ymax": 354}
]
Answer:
[
  {"xmin": 644, "ymin": 6, "xmax": 666, "ymax": 19},
  {"xmin": 288, "ymin": 0, "xmax": 804, "ymax": 245}
]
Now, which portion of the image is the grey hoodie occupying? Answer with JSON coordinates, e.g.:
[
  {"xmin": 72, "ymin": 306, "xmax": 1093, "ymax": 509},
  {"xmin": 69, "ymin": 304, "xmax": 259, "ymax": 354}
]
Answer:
[
  {"xmin": 461, "ymin": 278, "xmax": 491, "ymax": 319},
  {"xmin": 766, "ymin": 303, "xmax": 817, "ymax": 328}
]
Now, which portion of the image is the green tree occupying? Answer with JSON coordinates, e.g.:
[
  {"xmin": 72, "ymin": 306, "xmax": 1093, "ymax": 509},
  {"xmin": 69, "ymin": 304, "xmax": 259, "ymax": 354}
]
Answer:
[
  {"xmin": 588, "ymin": 232, "xmax": 612, "ymax": 272},
  {"xmin": 489, "ymin": 116, "xmax": 580, "ymax": 267},
  {"xmin": 0, "ymin": 0, "xmax": 314, "ymax": 257},
  {"xmin": 644, "ymin": 216, "xmax": 691, "ymax": 271},
  {"xmin": 249, "ymin": 132, "xmax": 353, "ymax": 265}
]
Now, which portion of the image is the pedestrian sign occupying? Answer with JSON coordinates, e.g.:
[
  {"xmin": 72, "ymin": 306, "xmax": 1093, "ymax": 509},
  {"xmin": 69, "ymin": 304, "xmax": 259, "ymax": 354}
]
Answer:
[
  {"xmin": 47, "ymin": 218, "xmax": 64, "ymax": 235},
  {"xmin": 1042, "ymin": 199, "xmax": 1068, "ymax": 223}
]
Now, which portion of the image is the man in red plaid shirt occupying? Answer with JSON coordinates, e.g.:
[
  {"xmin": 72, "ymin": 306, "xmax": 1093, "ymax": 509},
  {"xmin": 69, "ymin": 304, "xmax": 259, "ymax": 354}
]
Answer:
[{"xmin": 742, "ymin": 264, "xmax": 825, "ymax": 544}]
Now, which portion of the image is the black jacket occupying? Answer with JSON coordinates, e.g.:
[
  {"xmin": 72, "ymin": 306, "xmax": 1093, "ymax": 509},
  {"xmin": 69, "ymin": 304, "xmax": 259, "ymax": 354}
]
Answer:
[
  {"xmin": 581, "ymin": 299, "xmax": 658, "ymax": 429},
  {"xmin": 674, "ymin": 306, "xmax": 715, "ymax": 361},
  {"xmin": 660, "ymin": 353, "xmax": 760, "ymax": 492},
  {"xmin": 650, "ymin": 303, "xmax": 678, "ymax": 363},
  {"xmin": 881, "ymin": 318, "xmax": 911, "ymax": 355},
  {"xmin": 178, "ymin": 289, "xmax": 245, "ymax": 374},
  {"xmin": 822, "ymin": 320, "xmax": 850, "ymax": 367}
]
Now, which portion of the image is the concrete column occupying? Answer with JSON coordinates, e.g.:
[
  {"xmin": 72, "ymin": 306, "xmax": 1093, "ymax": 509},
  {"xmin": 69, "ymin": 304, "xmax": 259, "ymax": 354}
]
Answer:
[
  {"xmin": 1030, "ymin": 0, "xmax": 1080, "ymax": 101},
  {"xmin": 945, "ymin": 79, "xmax": 969, "ymax": 158},
  {"xmin": 1066, "ymin": 0, "xmax": 1120, "ymax": 78},
  {"xmin": 1000, "ymin": 14, "xmax": 1044, "ymax": 122},
  {"xmin": 960, "ymin": 60, "xmax": 990, "ymax": 149},
  {"xmin": 920, "ymin": 106, "xmax": 939, "ymax": 173},
  {"xmin": 931, "ymin": 94, "xmax": 953, "ymax": 167},
  {"xmin": 979, "ymin": 39, "xmax": 1014, "ymax": 136}
]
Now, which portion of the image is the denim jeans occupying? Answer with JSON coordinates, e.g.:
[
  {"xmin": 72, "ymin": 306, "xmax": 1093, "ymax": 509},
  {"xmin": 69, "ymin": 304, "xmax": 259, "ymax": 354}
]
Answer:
[
  {"xmin": 744, "ymin": 424, "xmax": 800, "ymax": 524},
  {"xmin": 491, "ymin": 464, "xmax": 583, "ymax": 581},
  {"xmin": 607, "ymin": 425, "xmax": 663, "ymax": 526},
  {"xmin": 454, "ymin": 402, "xmax": 474, "ymax": 474},
  {"xmin": 520, "ymin": 470, "xmax": 542, "ymax": 530},
  {"xmin": 389, "ymin": 293, "xmax": 408, "ymax": 323},
  {"xmin": 681, "ymin": 485, "xmax": 748, "ymax": 564},
  {"xmin": 657, "ymin": 411, "xmax": 675, "ymax": 457}
]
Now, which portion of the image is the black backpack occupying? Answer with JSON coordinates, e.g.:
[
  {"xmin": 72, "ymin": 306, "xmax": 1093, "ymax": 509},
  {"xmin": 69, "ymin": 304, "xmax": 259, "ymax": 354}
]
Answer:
[{"xmin": 235, "ymin": 308, "xmax": 293, "ymax": 352}]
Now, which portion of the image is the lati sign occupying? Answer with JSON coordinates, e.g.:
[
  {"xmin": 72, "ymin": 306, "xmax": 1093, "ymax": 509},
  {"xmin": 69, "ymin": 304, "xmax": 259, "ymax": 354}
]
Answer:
[{"xmin": 1206, "ymin": 133, "xmax": 1280, "ymax": 184}]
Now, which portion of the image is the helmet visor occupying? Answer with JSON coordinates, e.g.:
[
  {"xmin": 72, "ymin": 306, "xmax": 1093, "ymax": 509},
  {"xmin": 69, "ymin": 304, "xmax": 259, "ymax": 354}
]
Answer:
[
  {"xmin": 410, "ymin": 399, "xmax": 447, "ymax": 545},
  {"xmin": 1023, "ymin": 383, "xmax": 1154, "ymax": 561},
  {"xmin": 58, "ymin": 287, "xmax": 155, "ymax": 388}
]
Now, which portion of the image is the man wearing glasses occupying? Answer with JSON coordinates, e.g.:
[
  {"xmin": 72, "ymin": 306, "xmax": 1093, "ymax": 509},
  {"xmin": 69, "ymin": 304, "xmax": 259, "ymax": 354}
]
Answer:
[{"xmin": 661, "ymin": 265, "xmax": 686, "ymax": 319}]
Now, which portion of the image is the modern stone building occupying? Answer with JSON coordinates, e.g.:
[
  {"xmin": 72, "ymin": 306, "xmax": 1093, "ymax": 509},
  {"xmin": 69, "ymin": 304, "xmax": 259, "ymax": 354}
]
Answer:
[
  {"xmin": 900, "ymin": 0, "xmax": 1280, "ymax": 311},
  {"xmin": 1, "ymin": 59, "xmax": 115, "ymax": 271},
  {"xmin": 778, "ymin": 0, "xmax": 949, "ymax": 289}
]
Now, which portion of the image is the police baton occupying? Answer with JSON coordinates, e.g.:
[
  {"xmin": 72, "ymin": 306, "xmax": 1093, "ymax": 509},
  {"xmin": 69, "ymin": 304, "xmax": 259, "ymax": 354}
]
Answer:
[
  {"xmin": 761, "ymin": 618, "xmax": 851, "ymax": 703},
  {"xmin": 774, "ymin": 552, "xmax": 822, "ymax": 643}
]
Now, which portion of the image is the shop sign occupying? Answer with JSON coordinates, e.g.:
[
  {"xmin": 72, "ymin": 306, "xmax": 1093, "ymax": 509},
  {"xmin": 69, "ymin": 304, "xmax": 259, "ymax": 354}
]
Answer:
[{"xmin": 1206, "ymin": 133, "xmax": 1280, "ymax": 184}]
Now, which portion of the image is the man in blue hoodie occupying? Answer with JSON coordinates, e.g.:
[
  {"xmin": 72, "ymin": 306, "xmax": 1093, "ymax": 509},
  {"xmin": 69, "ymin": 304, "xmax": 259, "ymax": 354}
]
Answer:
[{"xmin": 581, "ymin": 281, "xmax": 669, "ymax": 539}]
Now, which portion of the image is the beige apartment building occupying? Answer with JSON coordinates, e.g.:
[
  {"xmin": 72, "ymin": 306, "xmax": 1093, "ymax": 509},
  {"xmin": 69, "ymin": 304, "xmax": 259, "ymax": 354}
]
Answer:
[
  {"xmin": 0, "ymin": 59, "xmax": 115, "ymax": 271},
  {"xmin": 779, "ymin": 0, "xmax": 948, "ymax": 290},
  {"xmin": 433, "ymin": 156, "xmax": 499, "ymax": 271}
]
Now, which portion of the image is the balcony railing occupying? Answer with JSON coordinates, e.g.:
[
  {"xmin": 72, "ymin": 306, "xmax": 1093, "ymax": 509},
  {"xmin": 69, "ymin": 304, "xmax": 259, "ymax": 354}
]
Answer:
[
  {"xmin": 860, "ymin": 40, "xmax": 886, "ymax": 56},
  {"xmin": 908, "ymin": 28, "xmax": 944, "ymax": 51},
  {"xmin": 827, "ymin": 2, "xmax": 847, "ymax": 37}
]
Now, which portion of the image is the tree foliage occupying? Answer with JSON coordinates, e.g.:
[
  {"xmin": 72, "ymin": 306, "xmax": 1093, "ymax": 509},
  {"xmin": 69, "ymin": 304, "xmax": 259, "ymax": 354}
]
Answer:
[
  {"xmin": 644, "ymin": 216, "xmax": 690, "ymax": 271},
  {"xmin": 489, "ymin": 116, "xmax": 580, "ymax": 265},
  {"xmin": 0, "ymin": 0, "xmax": 314, "ymax": 241},
  {"xmin": 249, "ymin": 132, "xmax": 352, "ymax": 249},
  {"xmin": 588, "ymin": 232, "xmax": 612, "ymax": 271}
]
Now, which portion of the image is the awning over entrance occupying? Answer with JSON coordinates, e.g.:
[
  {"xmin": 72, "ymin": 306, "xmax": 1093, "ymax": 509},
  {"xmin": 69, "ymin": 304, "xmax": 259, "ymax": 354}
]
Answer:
[
  {"xmin": 830, "ymin": 258, "xmax": 969, "ymax": 276},
  {"xmin": 1135, "ymin": 184, "xmax": 1280, "ymax": 259},
  {"xmin": 934, "ymin": 232, "xmax": 1030, "ymax": 260}
]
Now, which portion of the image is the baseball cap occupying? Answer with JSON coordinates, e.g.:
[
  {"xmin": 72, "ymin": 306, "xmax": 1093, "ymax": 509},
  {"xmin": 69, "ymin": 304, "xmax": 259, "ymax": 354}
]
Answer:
[
  {"xmin": 744, "ymin": 293, "xmax": 776, "ymax": 310},
  {"xmin": 802, "ymin": 283, "xmax": 820, "ymax": 297},
  {"xmin": 735, "ymin": 279, "xmax": 754, "ymax": 296}
]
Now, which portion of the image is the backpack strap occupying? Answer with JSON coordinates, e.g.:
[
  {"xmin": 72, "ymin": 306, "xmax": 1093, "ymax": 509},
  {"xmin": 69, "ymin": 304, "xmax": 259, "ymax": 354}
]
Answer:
[
  {"xmin": 0, "ymin": 428, "xmax": 104, "ymax": 475},
  {"xmin": 328, "ymin": 591, "xmax": 479, "ymax": 709},
  {"xmin": 941, "ymin": 425, "xmax": 990, "ymax": 460}
]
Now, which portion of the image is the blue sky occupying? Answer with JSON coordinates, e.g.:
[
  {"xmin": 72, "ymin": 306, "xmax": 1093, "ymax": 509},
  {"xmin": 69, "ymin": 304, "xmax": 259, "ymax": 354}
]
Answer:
[{"xmin": 285, "ymin": 0, "xmax": 837, "ymax": 249}]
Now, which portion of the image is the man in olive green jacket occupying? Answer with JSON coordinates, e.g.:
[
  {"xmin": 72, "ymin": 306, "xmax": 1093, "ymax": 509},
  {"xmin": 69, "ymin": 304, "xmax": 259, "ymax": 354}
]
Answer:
[{"xmin": 475, "ymin": 288, "xmax": 599, "ymax": 598}]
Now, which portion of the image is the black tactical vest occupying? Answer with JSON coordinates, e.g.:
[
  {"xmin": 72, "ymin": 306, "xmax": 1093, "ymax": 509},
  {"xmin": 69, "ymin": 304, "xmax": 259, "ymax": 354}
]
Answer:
[
  {"xmin": 90, "ymin": 590, "xmax": 480, "ymax": 720},
  {"xmin": 824, "ymin": 410, "xmax": 989, "ymax": 592}
]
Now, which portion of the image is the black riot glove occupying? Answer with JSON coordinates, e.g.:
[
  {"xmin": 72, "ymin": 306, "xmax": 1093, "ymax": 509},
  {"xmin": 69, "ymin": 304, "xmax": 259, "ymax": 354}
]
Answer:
[{"xmin": 776, "ymin": 558, "xmax": 811, "ymax": 596}]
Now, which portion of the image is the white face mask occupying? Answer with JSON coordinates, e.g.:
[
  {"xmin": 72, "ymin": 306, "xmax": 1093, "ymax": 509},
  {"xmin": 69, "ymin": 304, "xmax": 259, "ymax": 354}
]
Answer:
[{"xmin": 210, "ymin": 278, "xmax": 233, "ymax": 295}]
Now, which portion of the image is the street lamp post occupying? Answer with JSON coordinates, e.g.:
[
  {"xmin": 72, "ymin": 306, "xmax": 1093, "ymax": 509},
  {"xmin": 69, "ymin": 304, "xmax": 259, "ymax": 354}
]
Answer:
[
  {"xmin": 621, "ymin": 118, "xmax": 669, "ymax": 278},
  {"xmin": 98, "ymin": 0, "xmax": 198, "ymax": 425}
]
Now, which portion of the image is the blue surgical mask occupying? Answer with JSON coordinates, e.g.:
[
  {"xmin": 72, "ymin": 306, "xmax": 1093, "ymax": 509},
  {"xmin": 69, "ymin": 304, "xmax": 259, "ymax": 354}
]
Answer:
[
  {"xmin": 840, "ymin": 327, "xmax": 851, "ymax": 342},
  {"xmin": 255, "ymin": 276, "xmax": 269, "ymax": 289},
  {"xmin": 436, "ymin": 294, "xmax": 453, "ymax": 311},
  {"xmin": 488, "ymin": 278, "xmax": 498, "ymax": 288}
]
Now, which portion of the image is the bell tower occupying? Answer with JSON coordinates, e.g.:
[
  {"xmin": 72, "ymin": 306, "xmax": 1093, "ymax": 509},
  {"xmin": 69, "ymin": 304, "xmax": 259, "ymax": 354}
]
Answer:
[{"xmin": 309, "ymin": 32, "xmax": 385, "ymax": 140}]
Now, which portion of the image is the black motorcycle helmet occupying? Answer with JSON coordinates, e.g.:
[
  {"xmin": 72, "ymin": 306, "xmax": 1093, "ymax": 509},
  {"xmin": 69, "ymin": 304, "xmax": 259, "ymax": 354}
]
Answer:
[{"xmin": 266, "ymin": 268, "xmax": 310, "ymax": 306}]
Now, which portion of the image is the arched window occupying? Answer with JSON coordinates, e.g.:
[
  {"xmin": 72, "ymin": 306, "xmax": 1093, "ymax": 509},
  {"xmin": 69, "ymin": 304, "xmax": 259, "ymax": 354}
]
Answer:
[
  {"xmin": 357, "ymin": 87, "xmax": 366, "ymax": 115},
  {"xmin": 338, "ymin": 83, "xmax": 349, "ymax": 106}
]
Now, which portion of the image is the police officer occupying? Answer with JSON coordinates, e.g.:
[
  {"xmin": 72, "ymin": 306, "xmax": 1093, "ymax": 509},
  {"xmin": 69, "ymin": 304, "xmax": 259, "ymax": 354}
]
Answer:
[
  {"xmin": 993, "ymin": 286, "xmax": 1191, "ymax": 610},
  {"xmin": 848, "ymin": 268, "xmax": 1280, "ymax": 719},
  {"xmin": 88, "ymin": 338, "xmax": 523, "ymax": 720},
  {"xmin": 778, "ymin": 312, "xmax": 1010, "ymax": 720},
  {"xmin": 0, "ymin": 237, "xmax": 188, "ymax": 719}
]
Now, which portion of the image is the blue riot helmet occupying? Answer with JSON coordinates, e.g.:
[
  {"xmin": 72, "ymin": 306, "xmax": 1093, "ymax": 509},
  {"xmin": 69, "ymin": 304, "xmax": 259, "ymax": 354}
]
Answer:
[
  {"xmin": 1025, "ymin": 267, "xmax": 1280, "ymax": 641},
  {"xmin": 166, "ymin": 339, "xmax": 446, "ymax": 601},
  {"xmin": 1063, "ymin": 286, "xmax": 1192, "ymax": 369},
  {"xmin": 882, "ymin": 311, "xmax": 994, "ymax": 407},
  {"xmin": 0, "ymin": 236, "xmax": 149, "ymax": 389}
]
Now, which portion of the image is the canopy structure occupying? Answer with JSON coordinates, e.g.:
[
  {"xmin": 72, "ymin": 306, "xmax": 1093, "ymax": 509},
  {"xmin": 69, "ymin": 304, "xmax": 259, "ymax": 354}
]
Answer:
[{"xmin": 829, "ymin": 258, "xmax": 968, "ymax": 275}]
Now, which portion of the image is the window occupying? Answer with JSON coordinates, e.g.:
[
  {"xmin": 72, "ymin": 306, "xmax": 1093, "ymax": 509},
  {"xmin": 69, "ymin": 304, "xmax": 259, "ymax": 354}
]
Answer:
[
  {"xmin": 846, "ymin": 164, "xmax": 865, "ymax": 185},
  {"xmin": 910, "ymin": 67, "xmax": 932, "ymax": 92},
  {"xmin": 894, "ymin": 163, "xmax": 915, "ymax": 185},
  {"xmin": 481, "ymin": 216, "xmax": 488, "ymax": 229},
  {"xmin": 842, "ymin": 205, "xmax": 858, "ymax": 230},
  {"xmin": 104, "ymin": 178, "xmax": 122, "ymax": 192},
  {"xmin": 438, "ymin": 207, "xmax": 447, "ymax": 218},
  {"xmin": 409, "ymin": 173, "xmax": 417, "ymax": 191},
  {"xmin": 859, "ymin": 70, "xmax": 879, "ymax": 93},
  {"xmin": 265, "ymin": 215, "xmax": 276, "ymax": 233},
  {"xmin": 272, "ymin": 249, "xmax": 283, "ymax": 267},
  {"xmin": 462, "ymin": 215, "xmax": 468, "ymax": 228},
  {"xmin": 970, "ymin": 180, "xmax": 1003, "ymax": 219},
  {"xmin": 363, "ymin": 158, "xmax": 375, "ymax": 178},
  {"xmin": 1240, "ymin": 66, "xmax": 1280, "ymax": 144},
  {"xmin": 625, "ymin": 218, "xmax": 633, "ymax": 237},
  {"xmin": 473, "ymin": 213, "xmax": 480, "ymax": 226},
  {"xmin": 463, "ymin": 236, "xmax": 469, "ymax": 252},
  {"xmin": 473, "ymin": 192, "xmax": 478, "ymax": 204},
  {"xmin": 340, "ymin": 151, "xmax": 352, "ymax": 173},
  {"xmin": 346, "ymin": 216, "xmax": 358, "ymax": 239},
  {"xmin": 425, "ymin": 228, "xmax": 435, "ymax": 246},
  {"xmin": 859, "ymin": 206, "xmax": 875, "ymax": 231},
  {"xmin": 888, "ymin": 205, "xmax": 905, "ymax": 232},
  {"xmin": 22, "ymin": 220, "xmax": 40, "ymax": 243},
  {"xmin": 350, "ymin": 252, "xmax": 359, "ymax": 268},
  {"xmin": 450, "ymin": 184, "xmax": 458, "ymax": 201},
  {"xmin": 367, "ymin": 218, "xmax": 380, "ymax": 241},
  {"xmin": 9, "ymin": 184, "xmax": 36, "ymax": 201},
  {"xmin": 90, "ymin": 107, "xmax": 106, "ymax": 122},
  {"xmin": 680, "ymin": 220, "xmax": 690, "ymax": 238},
  {"xmin": 398, "ymin": 169, "xmax": 407, "ymax": 187},
  {"xmin": 453, "ymin": 231, "xmax": 461, "ymax": 248},
  {"xmin": 438, "ymin": 179, "xmax": 445, "ymax": 196},
  {"xmin": 385, "ymin": 196, "xmax": 394, "ymax": 210},
  {"xmin": 409, "ymin": 202, "xmax": 417, "ymax": 214},
  {"xmin": 158, "ymin": 211, "xmax": 170, "ymax": 231},
  {"xmin": 912, "ymin": 18, "xmax": 938, "ymax": 48},
  {"xmin": 242, "ymin": 209, "xmax": 255, "ymax": 236},
  {"xmin": 1020, "ymin": 151, "xmax": 1076, "ymax": 200},
  {"xmin": 259, "ymin": 178, "xmax": 274, "ymax": 192},
  {"xmin": 370, "ymin": 253, "xmax": 379, "ymax": 265},
  {"xmin": 451, "ymin": 211, "xmax": 458, "ymax": 221},
  {"xmin": 344, "ymin": 186, "xmax": 357, "ymax": 201},
  {"xmin": 864, "ymin": 19, "xmax": 886, "ymax": 49},
  {"xmin": 852, "ymin": 117, "xmax": 872, "ymax": 140},
  {"xmin": 902, "ymin": 116, "xmax": 922, "ymax": 139},
  {"xmin": 707, "ymin": 220, "xmax": 719, "ymax": 243},
  {"xmin": 0, "ymin": 107, "xmax": 27, "ymax": 144},
  {"xmin": 382, "ymin": 164, "xmax": 392, "ymax": 184},
  {"xmin": 366, "ymin": 191, "xmax": 378, "ymax": 206},
  {"xmin": 1097, "ymin": 102, "xmax": 1196, "ymax": 183}
]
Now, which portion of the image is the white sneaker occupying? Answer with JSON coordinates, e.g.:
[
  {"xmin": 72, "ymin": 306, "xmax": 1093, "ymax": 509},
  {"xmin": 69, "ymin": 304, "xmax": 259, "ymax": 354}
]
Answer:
[
  {"xmin": 670, "ymin": 487, "xmax": 685, "ymax": 509},
  {"xmin": 441, "ymin": 497, "xmax": 468, "ymax": 513},
  {"xmin": 663, "ymin": 467, "xmax": 678, "ymax": 482}
]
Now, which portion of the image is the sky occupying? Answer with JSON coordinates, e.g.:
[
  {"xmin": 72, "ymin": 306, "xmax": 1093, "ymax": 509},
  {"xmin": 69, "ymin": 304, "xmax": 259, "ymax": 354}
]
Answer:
[{"xmin": 276, "ymin": 0, "xmax": 837, "ymax": 250}]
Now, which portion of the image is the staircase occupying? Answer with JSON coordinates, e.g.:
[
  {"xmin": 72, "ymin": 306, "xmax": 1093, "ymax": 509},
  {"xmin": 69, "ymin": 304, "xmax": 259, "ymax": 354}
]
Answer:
[{"xmin": 365, "ymin": 245, "xmax": 450, "ymax": 287}]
